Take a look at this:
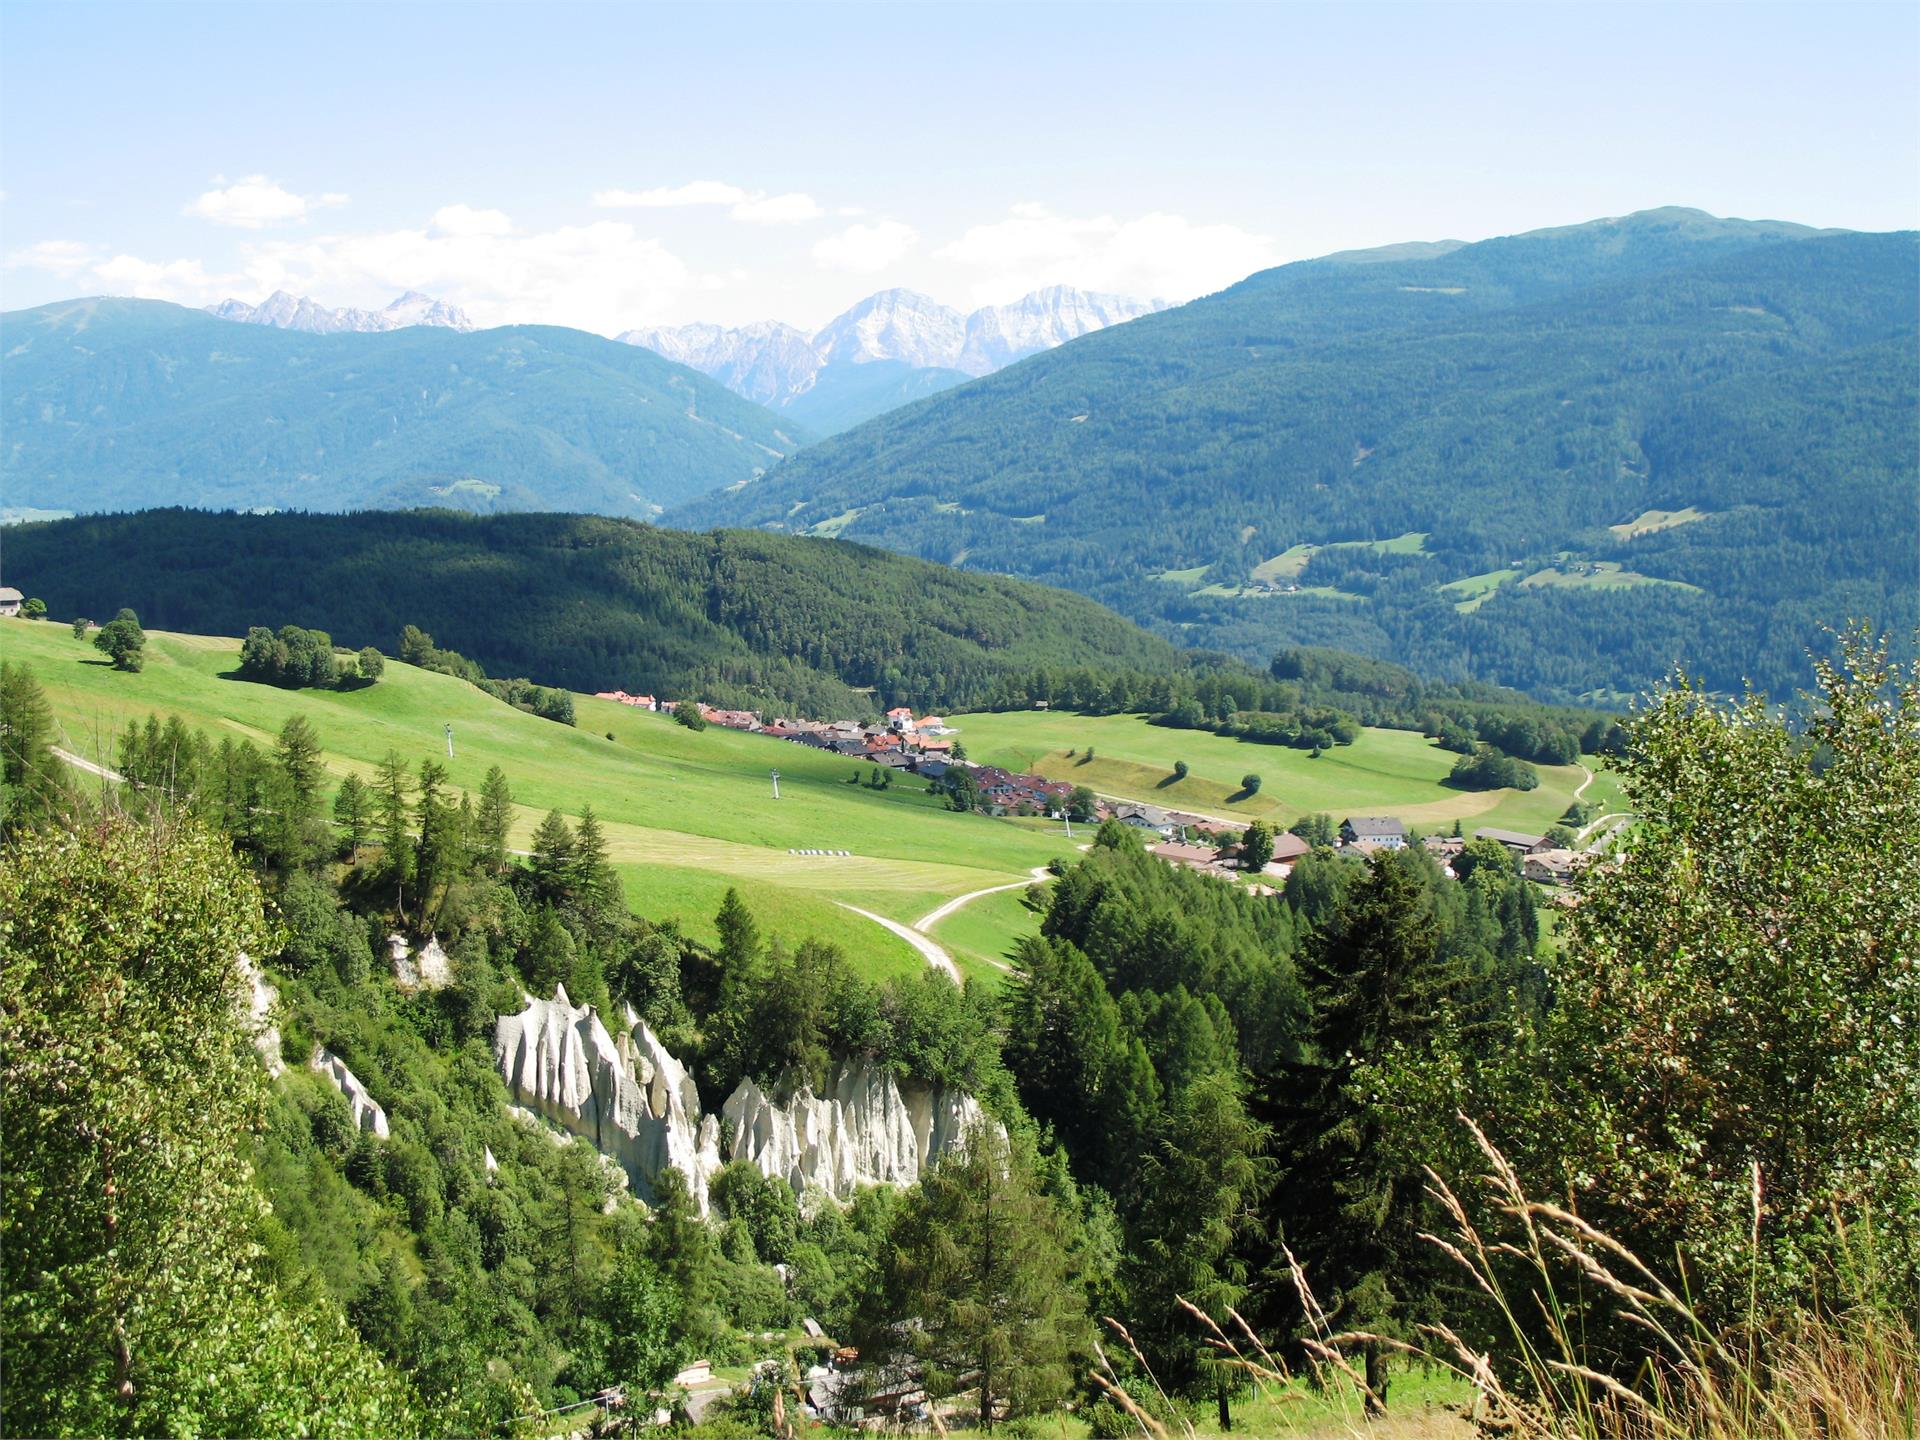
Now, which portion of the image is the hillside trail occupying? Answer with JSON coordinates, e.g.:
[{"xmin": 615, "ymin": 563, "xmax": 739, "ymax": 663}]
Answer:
[
  {"xmin": 1573, "ymin": 762, "xmax": 1594, "ymax": 801},
  {"xmin": 912, "ymin": 865, "xmax": 1051, "ymax": 933},
  {"xmin": 54, "ymin": 747, "xmax": 123, "ymax": 782},
  {"xmin": 834, "ymin": 903, "xmax": 961, "ymax": 982}
]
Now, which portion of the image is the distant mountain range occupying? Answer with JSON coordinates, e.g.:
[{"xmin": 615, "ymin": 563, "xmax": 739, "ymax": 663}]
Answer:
[
  {"xmin": 207, "ymin": 289, "xmax": 474, "ymax": 334},
  {"xmin": 670, "ymin": 208, "xmax": 1919, "ymax": 703},
  {"xmin": 623, "ymin": 285, "xmax": 1165, "ymax": 433},
  {"xmin": 1, "ymin": 297, "xmax": 805, "ymax": 517}
]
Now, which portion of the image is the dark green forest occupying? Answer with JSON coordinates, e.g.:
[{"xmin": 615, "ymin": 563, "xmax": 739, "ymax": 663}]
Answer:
[
  {"xmin": 674, "ymin": 211, "xmax": 1919, "ymax": 702},
  {"xmin": 0, "ymin": 508, "xmax": 1186, "ymax": 715},
  {"xmin": 0, "ymin": 297, "xmax": 809, "ymax": 517}
]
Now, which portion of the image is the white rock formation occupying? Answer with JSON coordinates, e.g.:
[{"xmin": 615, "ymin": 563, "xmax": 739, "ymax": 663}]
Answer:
[
  {"xmin": 311, "ymin": 1046, "xmax": 390, "ymax": 1138},
  {"xmin": 390, "ymin": 933, "xmax": 452, "ymax": 992},
  {"xmin": 236, "ymin": 952, "xmax": 284, "ymax": 1078},
  {"xmin": 721, "ymin": 1061, "xmax": 996, "ymax": 1201},
  {"xmin": 493, "ymin": 987, "xmax": 721, "ymax": 1211}
]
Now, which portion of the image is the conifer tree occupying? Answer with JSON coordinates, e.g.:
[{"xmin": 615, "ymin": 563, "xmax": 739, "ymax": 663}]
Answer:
[
  {"xmin": 476, "ymin": 765, "xmax": 513, "ymax": 874},
  {"xmin": 332, "ymin": 774, "xmax": 371, "ymax": 861},
  {"xmin": 374, "ymin": 749, "xmax": 414, "ymax": 912},
  {"xmin": 528, "ymin": 809, "xmax": 574, "ymax": 904},
  {"xmin": 1260, "ymin": 852, "xmax": 1460, "ymax": 1410},
  {"xmin": 0, "ymin": 661, "xmax": 68, "ymax": 832},
  {"xmin": 856, "ymin": 1130, "xmax": 1091, "ymax": 1428}
]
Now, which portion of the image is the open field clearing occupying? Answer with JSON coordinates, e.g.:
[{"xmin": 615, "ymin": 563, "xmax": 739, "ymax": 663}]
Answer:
[
  {"xmin": 925, "ymin": 880, "xmax": 1048, "ymax": 984},
  {"xmin": 951, "ymin": 709, "xmax": 1607, "ymax": 835},
  {"xmin": 1518, "ymin": 560, "xmax": 1702, "ymax": 593},
  {"xmin": 8, "ymin": 620, "xmax": 1074, "ymax": 981},
  {"xmin": 1608, "ymin": 504, "xmax": 1709, "ymax": 538}
]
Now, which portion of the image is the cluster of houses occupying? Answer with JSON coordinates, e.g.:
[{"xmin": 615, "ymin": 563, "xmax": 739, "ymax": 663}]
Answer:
[
  {"xmin": 591, "ymin": 691, "xmax": 1593, "ymax": 892},
  {"xmin": 1146, "ymin": 811, "xmax": 1590, "ymax": 893}
]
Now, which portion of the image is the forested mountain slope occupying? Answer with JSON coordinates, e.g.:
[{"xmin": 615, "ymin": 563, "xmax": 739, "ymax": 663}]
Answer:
[
  {"xmin": 671, "ymin": 210, "xmax": 1919, "ymax": 701},
  {"xmin": 1, "ymin": 508, "xmax": 1184, "ymax": 713},
  {"xmin": 0, "ymin": 298, "xmax": 809, "ymax": 517}
]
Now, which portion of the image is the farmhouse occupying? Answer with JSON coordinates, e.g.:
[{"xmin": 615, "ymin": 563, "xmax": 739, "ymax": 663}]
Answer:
[
  {"xmin": 1340, "ymin": 815, "xmax": 1407, "ymax": 849},
  {"xmin": 1474, "ymin": 826, "xmax": 1551, "ymax": 855},
  {"xmin": 592, "ymin": 690, "xmax": 656, "ymax": 709},
  {"xmin": 886, "ymin": 706, "xmax": 916, "ymax": 734},
  {"xmin": 0, "ymin": 587, "xmax": 25, "ymax": 617},
  {"xmin": 1269, "ymin": 832, "xmax": 1312, "ymax": 865},
  {"xmin": 1151, "ymin": 840, "xmax": 1224, "ymax": 871},
  {"xmin": 1524, "ymin": 848, "xmax": 1588, "ymax": 885},
  {"xmin": 1114, "ymin": 804, "xmax": 1175, "ymax": 837}
]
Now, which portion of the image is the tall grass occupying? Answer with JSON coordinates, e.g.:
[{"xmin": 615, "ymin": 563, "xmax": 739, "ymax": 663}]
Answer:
[{"xmin": 1160, "ymin": 1117, "xmax": 1916, "ymax": 1439}]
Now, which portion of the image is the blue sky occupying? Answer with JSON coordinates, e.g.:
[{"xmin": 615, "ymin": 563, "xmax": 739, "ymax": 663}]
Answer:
[{"xmin": 3, "ymin": 1, "xmax": 1915, "ymax": 332}]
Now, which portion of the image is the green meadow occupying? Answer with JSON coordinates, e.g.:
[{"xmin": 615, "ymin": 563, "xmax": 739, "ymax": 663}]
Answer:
[
  {"xmin": 5, "ymin": 619, "xmax": 1077, "ymax": 981},
  {"xmin": 949, "ymin": 709, "xmax": 1607, "ymax": 835}
]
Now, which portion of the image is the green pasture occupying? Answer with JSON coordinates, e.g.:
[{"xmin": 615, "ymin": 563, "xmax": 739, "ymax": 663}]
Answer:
[
  {"xmin": 1518, "ymin": 561, "xmax": 1702, "ymax": 594},
  {"xmin": 6, "ymin": 620, "xmax": 1065, "ymax": 980},
  {"xmin": 1608, "ymin": 505, "xmax": 1709, "ymax": 539},
  {"xmin": 926, "ymin": 882, "xmax": 1048, "ymax": 984},
  {"xmin": 948, "ymin": 709, "xmax": 1609, "ymax": 835}
]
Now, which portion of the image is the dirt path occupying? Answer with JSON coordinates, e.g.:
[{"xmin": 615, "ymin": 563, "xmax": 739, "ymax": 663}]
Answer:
[
  {"xmin": 54, "ymin": 747, "xmax": 122, "ymax": 782},
  {"xmin": 912, "ymin": 865, "xmax": 1051, "ymax": 933},
  {"xmin": 835, "ymin": 903, "xmax": 961, "ymax": 983},
  {"xmin": 1573, "ymin": 762, "xmax": 1594, "ymax": 801}
]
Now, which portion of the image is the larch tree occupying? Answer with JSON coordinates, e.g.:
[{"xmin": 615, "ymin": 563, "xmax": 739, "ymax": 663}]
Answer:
[{"xmin": 855, "ymin": 1129, "xmax": 1091, "ymax": 1429}]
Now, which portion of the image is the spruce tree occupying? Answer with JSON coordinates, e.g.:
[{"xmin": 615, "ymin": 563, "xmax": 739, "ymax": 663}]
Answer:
[
  {"xmin": 476, "ymin": 765, "xmax": 513, "ymax": 874},
  {"xmin": 332, "ymin": 774, "xmax": 371, "ymax": 862},
  {"xmin": 374, "ymin": 750, "xmax": 414, "ymax": 913},
  {"xmin": 1260, "ymin": 852, "xmax": 1461, "ymax": 1411},
  {"xmin": 0, "ymin": 662, "xmax": 68, "ymax": 832},
  {"xmin": 528, "ymin": 809, "xmax": 575, "ymax": 904},
  {"xmin": 856, "ymin": 1130, "xmax": 1091, "ymax": 1428}
]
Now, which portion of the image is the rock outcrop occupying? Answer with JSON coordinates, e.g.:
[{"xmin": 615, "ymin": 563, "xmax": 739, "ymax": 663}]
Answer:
[
  {"xmin": 721, "ymin": 1062, "xmax": 996, "ymax": 1201},
  {"xmin": 312, "ymin": 1046, "xmax": 389, "ymax": 1138},
  {"xmin": 236, "ymin": 952, "xmax": 285, "ymax": 1077},
  {"xmin": 493, "ymin": 987, "xmax": 721, "ymax": 1211},
  {"xmin": 390, "ymin": 933, "xmax": 452, "ymax": 992}
]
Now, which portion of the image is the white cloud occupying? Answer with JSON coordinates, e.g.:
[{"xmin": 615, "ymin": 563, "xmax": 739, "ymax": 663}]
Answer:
[
  {"xmin": 239, "ymin": 216, "xmax": 693, "ymax": 332},
  {"xmin": 729, "ymin": 192, "xmax": 823, "ymax": 225},
  {"xmin": 6, "ymin": 238, "xmax": 101, "ymax": 275},
  {"xmin": 9, "ymin": 206, "xmax": 701, "ymax": 332},
  {"xmin": 594, "ymin": 180, "xmax": 749, "ymax": 209},
  {"xmin": 187, "ymin": 175, "xmax": 346, "ymax": 229},
  {"xmin": 595, "ymin": 180, "xmax": 823, "ymax": 225},
  {"xmin": 7, "ymin": 238, "xmax": 234, "ymax": 304},
  {"xmin": 936, "ymin": 203, "xmax": 1281, "ymax": 305},
  {"xmin": 812, "ymin": 219, "xmax": 918, "ymax": 273},
  {"xmin": 91, "ymin": 253, "xmax": 225, "ymax": 304},
  {"xmin": 431, "ymin": 203, "xmax": 514, "ymax": 237}
]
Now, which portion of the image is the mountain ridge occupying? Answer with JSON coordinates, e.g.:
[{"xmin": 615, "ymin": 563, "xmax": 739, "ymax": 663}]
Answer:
[
  {"xmin": 207, "ymin": 288, "xmax": 474, "ymax": 333},
  {"xmin": 1, "ymin": 297, "xmax": 808, "ymax": 518},
  {"xmin": 621, "ymin": 283, "xmax": 1166, "ymax": 431},
  {"xmin": 667, "ymin": 208, "xmax": 1919, "ymax": 703}
]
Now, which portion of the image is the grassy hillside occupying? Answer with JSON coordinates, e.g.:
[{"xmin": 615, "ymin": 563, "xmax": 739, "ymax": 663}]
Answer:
[
  {"xmin": 674, "ymin": 211, "xmax": 1918, "ymax": 702},
  {"xmin": 953, "ymin": 708, "xmax": 1618, "ymax": 835},
  {"xmin": 6, "ymin": 616, "xmax": 1080, "ymax": 985},
  {"xmin": 1, "ymin": 508, "xmax": 1185, "ymax": 714},
  {"xmin": 0, "ymin": 297, "xmax": 808, "ymax": 517}
]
